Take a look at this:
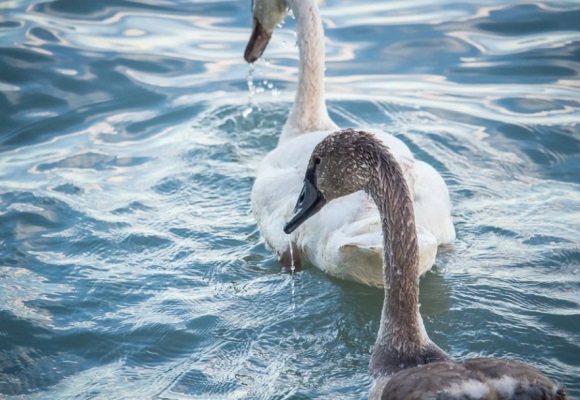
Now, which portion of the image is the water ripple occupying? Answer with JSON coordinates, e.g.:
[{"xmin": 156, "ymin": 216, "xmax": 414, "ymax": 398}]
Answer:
[{"xmin": 0, "ymin": 0, "xmax": 579, "ymax": 398}]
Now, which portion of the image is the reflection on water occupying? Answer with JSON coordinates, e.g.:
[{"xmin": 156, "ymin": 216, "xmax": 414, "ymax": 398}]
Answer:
[{"xmin": 1, "ymin": 0, "xmax": 579, "ymax": 398}]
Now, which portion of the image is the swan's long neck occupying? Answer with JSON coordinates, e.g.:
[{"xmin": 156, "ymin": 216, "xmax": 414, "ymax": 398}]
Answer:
[
  {"xmin": 280, "ymin": 0, "xmax": 336, "ymax": 143},
  {"xmin": 368, "ymin": 149, "xmax": 428, "ymax": 366}
]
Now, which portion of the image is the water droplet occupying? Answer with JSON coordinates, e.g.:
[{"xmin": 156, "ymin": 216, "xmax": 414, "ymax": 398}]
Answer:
[
  {"xmin": 242, "ymin": 107, "xmax": 252, "ymax": 119},
  {"xmin": 246, "ymin": 64, "xmax": 256, "ymax": 104},
  {"xmin": 288, "ymin": 238, "xmax": 295, "ymax": 273},
  {"xmin": 244, "ymin": 65, "xmax": 256, "ymax": 118},
  {"xmin": 288, "ymin": 239, "xmax": 298, "ymax": 311}
]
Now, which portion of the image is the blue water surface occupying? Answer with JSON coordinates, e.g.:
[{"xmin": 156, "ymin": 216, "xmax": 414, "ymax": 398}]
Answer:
[{"xmin": 0, "ymin": 0, "xmax": 579, "ymax": 398}]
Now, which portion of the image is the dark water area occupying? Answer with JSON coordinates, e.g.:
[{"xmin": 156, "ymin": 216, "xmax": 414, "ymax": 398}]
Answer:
[{"xmin": 0, "ymin": 0, "xmax": 579, "ymax": 398}]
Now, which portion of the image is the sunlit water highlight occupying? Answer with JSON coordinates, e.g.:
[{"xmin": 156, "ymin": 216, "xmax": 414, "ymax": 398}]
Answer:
[{"xmin": 0, "ymin": 0, "xmax": 579, "ymax": 398}]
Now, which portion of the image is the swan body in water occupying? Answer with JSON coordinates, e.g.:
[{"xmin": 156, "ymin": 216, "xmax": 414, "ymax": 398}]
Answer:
[
  {"xmin": 246, "ymin": 0, "xmax": 455, "ymax": 286},
  {"xmin": 284, "ymin": 129, "xmax": 566, "ymax": 399}
]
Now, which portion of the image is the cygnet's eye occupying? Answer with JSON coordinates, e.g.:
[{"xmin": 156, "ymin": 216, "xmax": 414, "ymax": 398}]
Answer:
[{"xmin": 314, "ymin": 157, "xmax": 321, "ymax": 165}]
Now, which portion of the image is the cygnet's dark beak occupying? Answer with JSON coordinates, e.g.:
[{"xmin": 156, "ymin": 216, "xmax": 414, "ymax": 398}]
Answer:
[
  {"xmin": 244, "ymin": 17, "xmax": 272, "ymax": 63},
  {"xmin": 284, "ymin": 179, "xmax": 326, "ymax": 234}
]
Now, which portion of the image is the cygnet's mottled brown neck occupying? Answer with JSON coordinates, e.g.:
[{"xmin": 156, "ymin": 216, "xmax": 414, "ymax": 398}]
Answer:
[
  {"xmin": 279, "ymin": 0, "xmax": 336, "ymax": 142},
  {"xmin": 365, "ymin": 144, "xmax": 430, "ymax": 373}
]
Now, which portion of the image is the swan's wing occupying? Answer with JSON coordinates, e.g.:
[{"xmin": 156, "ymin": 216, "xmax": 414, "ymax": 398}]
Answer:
[
  {"xmin": 312, "ymin": 196, "xmax": 437, "ymax": 286},
  {"xmin": 376, "ymin": 359, "xmax": 564, "ymax": 400},
  {"xmin": 251, "ymin": 133, "xmax": 323, "ymax": 255},
  {"xmin": 372, "ymin": 361, "xmax": 484, "ymax": 400},
  {"xmin": 251, "ymin": 165, "xmax": 305, "ymax": 253},
  {"xmin": 413, "ymin": 160, "xmax": 456, "ymax": 245},
  {"xmin": 252, "ymin": 132, "xmax": 361, "ymax": 258},
  {"xmin": 251, "ymin": 129, "xmax": 452, "ymax": 285},
  {"xmin": 461, "ymin": 358, "xmax": 565, "ymax": 398}
]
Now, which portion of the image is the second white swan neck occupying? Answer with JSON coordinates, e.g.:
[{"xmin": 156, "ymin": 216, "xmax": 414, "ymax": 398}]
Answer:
[{"xmin": 280, "ymin": 0, "xmax": 337, "ymax": 143}]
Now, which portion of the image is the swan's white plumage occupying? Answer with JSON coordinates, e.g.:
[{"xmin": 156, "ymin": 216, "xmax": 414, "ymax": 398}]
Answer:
[
  {"xmin": 252, "ymin": 129, "xmax": 454, "ymax": 286},
  {"xmin": 249, "ymin": 0, "xmax": 454, "ymax": 286}
]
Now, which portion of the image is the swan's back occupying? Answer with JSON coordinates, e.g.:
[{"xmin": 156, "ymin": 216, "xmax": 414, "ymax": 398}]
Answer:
[
  {"xmin": 374, "ymin": 358, "xmax": 565, "ymax": 400},
  {"xmin": 251, "ymin": 128, "xmax": 451, "ymax": 285}
]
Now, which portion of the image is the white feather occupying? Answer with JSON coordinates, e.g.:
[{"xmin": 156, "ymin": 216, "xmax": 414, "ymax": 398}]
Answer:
[
  {"xmin": 249, "ymin": 0, "xmax": 455, "ymax": 286},
  {"xmin": 445, "ymin": 379, "xmax": 490, "ymax": 398},
  {"xmin": 252, "ymin": 130, "xmax": 454, "ymax": 286}
]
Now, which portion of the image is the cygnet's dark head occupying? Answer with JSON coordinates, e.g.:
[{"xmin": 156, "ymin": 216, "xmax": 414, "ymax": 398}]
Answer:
[{"xmin": 284, "ymin": 129, "xmax": 380, "ymax": 234}]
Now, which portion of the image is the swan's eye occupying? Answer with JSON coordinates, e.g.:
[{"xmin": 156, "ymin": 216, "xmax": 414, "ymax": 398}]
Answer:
[{"xmin": 314, "ymin": 157, "xmax": 321, "ymax": 165}]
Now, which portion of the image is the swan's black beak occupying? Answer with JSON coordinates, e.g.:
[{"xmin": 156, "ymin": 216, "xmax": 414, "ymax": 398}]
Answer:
[
  {"xmin": 244, "ymin": 17, "xmax": 272, "ymax": 63},
  {"xmin": 284, "ymin": 179, "xmax": 326, "ymax": 234}
]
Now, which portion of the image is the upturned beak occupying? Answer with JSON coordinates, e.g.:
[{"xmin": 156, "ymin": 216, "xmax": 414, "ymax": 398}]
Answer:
[
  {"xmin": 284, "ymin": 179, "xmax": 326, "ymax": 234},
  {"xmin": 244, "ymin": 17, "xmax": 272, "ymax": 63}
]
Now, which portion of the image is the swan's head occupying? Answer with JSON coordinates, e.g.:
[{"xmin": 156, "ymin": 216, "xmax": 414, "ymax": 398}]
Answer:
[
  {"xmin": 284, "ymin": 129, "xmax": 376, "ymax": 234},
  {"xmin": 244, "ymin": 0, "xmax": 288, "ymax": 63}
]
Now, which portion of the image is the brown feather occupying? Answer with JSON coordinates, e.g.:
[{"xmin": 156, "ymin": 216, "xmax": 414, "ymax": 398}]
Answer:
[{"xmin": 300, "ymin": 129, "xmax": 566, "ymax": 400}]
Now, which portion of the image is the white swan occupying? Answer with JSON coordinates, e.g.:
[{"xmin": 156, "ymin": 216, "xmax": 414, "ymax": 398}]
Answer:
[
  {"xmin": 245, "ymin": 0, "xmax": 455, "ymax": 286},
  {"xmin": 284, "ymin": 129, "xmax": 566, "ymax": 399}
]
